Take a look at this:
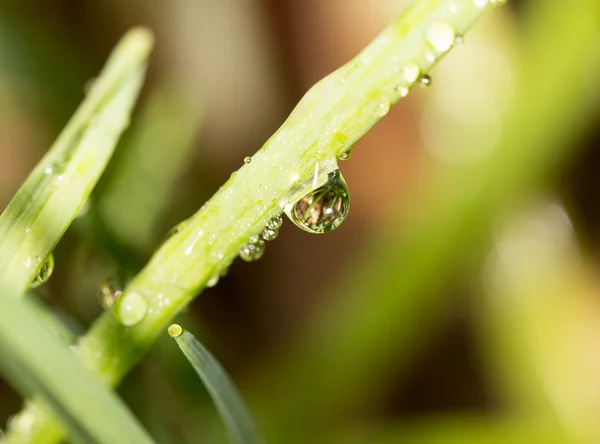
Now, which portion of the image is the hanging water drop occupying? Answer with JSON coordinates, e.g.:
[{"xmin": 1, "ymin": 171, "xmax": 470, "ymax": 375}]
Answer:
[
  {"xmin": 402, "ymin": 62, "xmax": 421, "ymax": 84},
  {"xmin": 377, "ymin": 101, "xmax": 390, "ymax": 117},
  {"xmin": 420, "ymin": 75, "xmax": 432, "ymax": 87},
  {"xmin": 244, "ymin": 156, "xmax": 252, "ymax": 164},
  {"xmin": 340, "ymin": 149, "xmax": 352, "ymax": 161},
  {"xmin": 206, "ymin": 274, "xmax": 220, "ymax": 288},
  {"xmin": 285, "ymin": 169, "xmax": 350, "ymax": 234},
  {"xmin": 239, "ymin": 237, "xmax": 266, "ymax": 262},
  {"xmin": 262, "ymin": 227, "xmax": 278, "ymax": 241},
  {"xmin": 397, "ymin": 86, "xmax": 409, "ymax": 97},
  {"xmin": 30, "ymin": 254, "xmax": 54, "ymax": 288},
  {"xmin": 266, "ymin": 215, "xmax": 283, "ymax": 230},
  {"xmin": 114, "ymin": 291, "xmax": 148, "ymax": 327},
  {"xmin": 425, "ymin": 22, "xmax": 456, "ymax": 53},
  {"xmin": 454, "ymin": 35, "xmax": 465, "ymax": 45},
  {"xmin": 168, "ymin": 324, "xmax": 183, "ymax": 338},
  {"xmin": 99, "ymin": 278, "xmax": 124, "ymax": 309}
]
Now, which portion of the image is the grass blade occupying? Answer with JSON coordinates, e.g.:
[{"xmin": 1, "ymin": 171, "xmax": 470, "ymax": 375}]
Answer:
[
  {"xmin": 0, "ymin": 27, "xmax": 153, "ymax": 294},
  {"xmin": 0, "ymin": 287, "xmax": 155, "ymax": 444},
  {"xmin": 169, "ymin": 325, "xmax": 265, "ymax": 444}
]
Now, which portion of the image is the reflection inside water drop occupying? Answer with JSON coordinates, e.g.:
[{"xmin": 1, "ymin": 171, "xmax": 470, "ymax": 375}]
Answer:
[
  {"xmin": 285, "ymin": 169, "xmax": 350, "ymax": 234},
  {"xmin": 239, "ymin": 237, "xmax": 265, "ymax": 262},
  {"xmin": 30, "ymin": 254, "xmax": 54, "ymax": 288}
]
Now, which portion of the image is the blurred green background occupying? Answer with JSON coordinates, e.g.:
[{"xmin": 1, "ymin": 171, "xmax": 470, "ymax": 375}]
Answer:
[{"xmin": 1, "ymin": 0, "xmax": 600, "ymax": 442}]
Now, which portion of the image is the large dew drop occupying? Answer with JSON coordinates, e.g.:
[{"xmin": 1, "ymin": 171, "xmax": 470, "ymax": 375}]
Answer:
[
  {"xmin": 30, "ymin": 254, "xmax": 54, "ymax": 288},
  {"xmin": 285, "ymin": 169, "xmax": 350, "ymax": 234},
  {"xmin": 114, "ymin": 291, "xmax": 148, "ymax": 327}
]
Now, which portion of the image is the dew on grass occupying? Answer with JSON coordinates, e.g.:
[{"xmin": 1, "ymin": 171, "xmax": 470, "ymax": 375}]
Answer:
[
  {"xmin": 168, "ymin": 324, "xmax": 183, "ymax": 338},
  {"xmin": 285, "ymin": 169, "xmax": 350, "ymax": 234},
  {"xmin": 262, "ymin": 227, "xmax": 278, "ymax": 241},
  {"xmin": 239, "ymin": 237, "xmax": 266, "ymax": 262},
  {"xmin": 420, "ymin": 74, "xmax": 432, "ymax": 87},
  {"xmin": 425, "ymin": 22, "xmax": 456, "ymax": 53},
  {"xmin": 266, "ymin": 215, "xmax": 283, "ymax": 230},
  {"xmin": 114, "ymin": 291, "xmax": 148, "ymax": 327},
  {"xmin": 340, "ymin": 149, "xmax": 352, "ymax": 161},
  {"xmin": 30, "ymin": 254, "xmax": 54, "ymax": 288}
]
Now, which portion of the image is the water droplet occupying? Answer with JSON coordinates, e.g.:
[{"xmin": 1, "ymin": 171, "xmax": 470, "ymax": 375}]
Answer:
[
  {"xmin": 267, "ymin": 215, "xmax": 283, "ymax": 230},
  {"xmin": 340, "ymin": 149, "xmax": 352, "ymax": 161},
  {"xmin": 285, "ymin": 169, "xmax": 350, "ymax": 234},
  {"xmin": 425, "ymin": 22, "xmax": 456, "ymax": 53},
  {"xmin": 262, "ymin": 227, "xmax": 278, "ymax": 241},
  {"xmin": 244, "ymin": 156, "xmax": 252, "ymax": 164},
  {"xmin": 454, "ymin": 35, "xmax": 465, "ymax": 45},
  {"xmin": 206, "ymin": 274, "xmax": 220, "ymax": 287},
  {"xmin": 114, "ymin": 291, "xmax": 148, "ymax": 327},
  {"xmin": 240, "ymin": 238, "xmax": 266, "ymax": 262},
  {"xmin": 99, "ymin": 279, "xmax": 124, "ymax": 309},
  {"xmin": 377, "ymin": 101, "xmax": 390, "ymax": 117},
  {"xmin": 30, "ymin": 254, "xmax": 54, "ymax": 288},
  {"xmin": 402, "ymin": 62, "xmax": 421, "ymax": 84},
  {"xmin": 397, "ymin": 86, "xmax": 409, "ymax": 97},
  {"xmin": 44, "ymin": 167, "xmax": 53, "ymax": 175},
  {"xmin": 420, "ymin": 75, "xmax": 432, "ymax": 87},
  {"xmin": 168, "ymin": 324, "xmax": 183, "ymax": 338}
]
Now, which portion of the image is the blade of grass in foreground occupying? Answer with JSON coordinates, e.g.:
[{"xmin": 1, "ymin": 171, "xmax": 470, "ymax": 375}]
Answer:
[
  {"xmin": 0, "ymin": 27, "xmax": 153, "ymax": 295},
  {"xmin": 168, "ymin": 325, "xmax": 265, "ymax": 444},
  {"xmin": 0, "ymin": 289, "xmax": 155, "ymax": 444}
]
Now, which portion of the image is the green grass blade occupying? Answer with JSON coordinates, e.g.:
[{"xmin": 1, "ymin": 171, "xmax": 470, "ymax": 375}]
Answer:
[
  {"xmin": 170, "ymin": 325, "xmax": 265, "ymax": 444},
  {"xmin": 0, "ymin": 288, "xmax": 155, "ymax": 444},
  {"xmin": 0, "ymin": 27, "xmax": 153, "ymax": 295}
]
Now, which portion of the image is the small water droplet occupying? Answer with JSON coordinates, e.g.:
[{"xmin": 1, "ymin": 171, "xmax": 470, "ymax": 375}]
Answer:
[
  {"xmin": 340, "ymin": 149, "xmax": 352, "ymax": 161},
  {"xmin": 402, "ymin": 62, "xmax": 421, "ymax": 84},
  {"xmin": 420, "ymin": 75, "xmax": 432, "ymax": 87},
  {"xmin": 244, "ymin": 156, "xmax": 252, "ymax": 164},
  {"xmin": 114, "ymin": 291, "xmax": 148, "ymax": 327},
  {"xmin": 262, "ymin": 227, "xmax": 278, "ymax": 241},
  {"xmin": 206, "ymin": 274, "xmax": 220, "ymax": 287},
  {"xmin": 377, "ymin": 101, "xmax": 390, "ymax": 117},
  {"xmin": 285, "ymin": 169, "xmax": 350, "ymax": 234},
  {"xmin": 397, "ymin": 86, "xmax": 409, "ymax": 97},
  {"xmin": 44, "ymin": 167, "xmax": 53, "ymax": 175},
  {"xmin": 99, "ymin": 278, "xmax": 124, "ymax": 309},
  {"xmin": 30, "ymin": 254, "xmax": 54, "ymax": 288},
  {"xmin": 425, "ymin": 22, "xmax": 456, "ymax": 53},
  {"xmin": 267, "ymin": 215, "xmax": 283, "ymax": 230},
  {"xmin": 454, "ymin": 35, "xmax": 465, "ymax": 45},
  {"xmin": 168, "ymin": 324, "xmax": 183, "ymax": 338},
  {"xmin": 240, "ymin": 238, "xmax": 266, "ymax": 262}
]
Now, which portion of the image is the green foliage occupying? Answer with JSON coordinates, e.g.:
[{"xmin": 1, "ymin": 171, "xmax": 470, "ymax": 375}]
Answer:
[{"xmin": 170, "ymin": 325, "xmax": 264, "ymax": 444}]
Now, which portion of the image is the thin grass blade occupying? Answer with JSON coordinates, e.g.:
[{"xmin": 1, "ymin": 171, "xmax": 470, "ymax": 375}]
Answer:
[
  {"xmin": 170, "ymin": 325, "xmax": 265, "ymax": 444},
  {"xmin": 0, "ymin": 288, "xmax": 155, "ymax": 444},
  {"xmin": 0, "ymin": 27, "xmax": 153, "ymax": 294}
]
